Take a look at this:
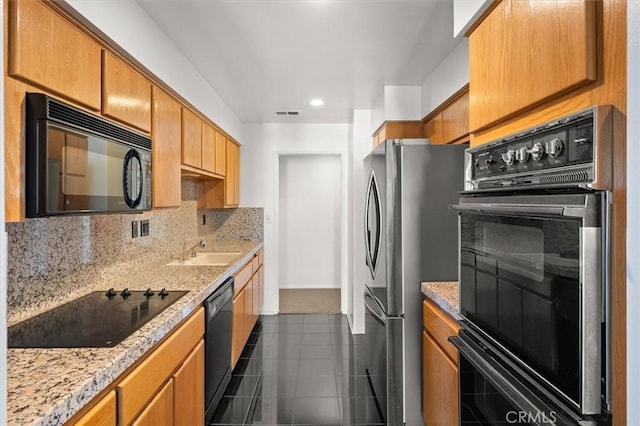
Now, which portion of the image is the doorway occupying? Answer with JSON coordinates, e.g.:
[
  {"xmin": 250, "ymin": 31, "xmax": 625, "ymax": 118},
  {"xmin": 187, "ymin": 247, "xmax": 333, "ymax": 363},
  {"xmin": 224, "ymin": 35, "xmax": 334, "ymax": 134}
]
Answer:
[{"xmin": 277, "ymin": 154, "xmax": 342, "ymax": 313}]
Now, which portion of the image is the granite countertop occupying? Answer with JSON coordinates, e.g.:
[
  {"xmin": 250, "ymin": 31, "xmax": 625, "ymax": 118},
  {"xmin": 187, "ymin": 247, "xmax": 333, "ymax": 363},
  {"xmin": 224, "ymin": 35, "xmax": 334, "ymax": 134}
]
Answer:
[
  {"xmin": 421, "ymin": 281, "xmax": 460, "ymax": 320},
  {"xmin": 7, "ymin": 239, "xmax": 263, "ymax": 426}
]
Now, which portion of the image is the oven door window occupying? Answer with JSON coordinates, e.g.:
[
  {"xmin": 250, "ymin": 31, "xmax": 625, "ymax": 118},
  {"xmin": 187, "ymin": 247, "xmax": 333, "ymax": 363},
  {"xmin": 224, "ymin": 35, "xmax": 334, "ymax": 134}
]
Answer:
[{"xmin": 459, "ymin": 213, "xmax": 581, "ymax": 404}]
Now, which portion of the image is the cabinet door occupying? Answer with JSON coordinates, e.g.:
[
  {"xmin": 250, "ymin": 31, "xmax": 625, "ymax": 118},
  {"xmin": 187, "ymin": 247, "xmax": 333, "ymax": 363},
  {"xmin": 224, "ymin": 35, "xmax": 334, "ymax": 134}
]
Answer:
[
  {"xmin": 201, "ymin": 123, "xmax": 217, "ymax": 174},
  {"xmin": 173, "ymin": 340, "xmax": 205, "ymax": 426},
  {"xmin": 422, "ymin": 331, "xmax": 458, "ymax": 426},
  {"xmin": 152, "ymin": 87, "xmax": 182, "ymax": 208},
  {"xmin": 182, "ymin": 108, "xmax": 202, "ymax": 168},
  {"xmin": 244, "ymin": 278, "xmax": 256, "ymax": 338},
  {"xmin": 74, "ymin": 391, "xmax": 116, "ymax": 426},
  {"xmin": 215, "ymin": 131, "xmax": 227, "ymax": 176},
  {"xmin": 254, "ymin": 266, "xmax": 263, "ymax": 317},
  {"xmin": 8, "ymin": 0, "xmax": 101, "ymax": 110},
  {"xmin": 102, "ymin": 51, "xmax": 151, "ymax": 132},
  {"xmin": 131, "ymin": 380, "xmax": 173, "ymax": 426},
  {"xmin": 469, "ymin": 0, "xmax": 596, "ymax": 131},
  {"xmin": 231, "ymin": 290, "xmax": 246, "ymax": 368},
  {"xmin": 225, "ymin": 141, "xmax": 240, "ymax": 207},
  {"xmin": 442, "ymin": 91, "xmax": 469, "ymax": 144}
]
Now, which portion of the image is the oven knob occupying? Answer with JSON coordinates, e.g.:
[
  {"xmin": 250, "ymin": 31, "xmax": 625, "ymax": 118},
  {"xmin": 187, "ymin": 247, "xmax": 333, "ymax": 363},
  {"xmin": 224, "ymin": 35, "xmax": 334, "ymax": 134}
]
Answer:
[
  {"xmin": 530, "ymin": 142, "xmax": 545, "ymax": 161},
  {"xmin": 515, "ymin": 147, "xmax": 529, "ymax": 164},
  {"xmin": 485, "ymin": 156, "xmax": 496, "ymax": 165},
  {"xmin": 546, "ymin": 137, "xmax": 564, "ymax": 158},
  {"xmin": 501, "ymin": 150, "xmax": 516, "ymax": 165}
]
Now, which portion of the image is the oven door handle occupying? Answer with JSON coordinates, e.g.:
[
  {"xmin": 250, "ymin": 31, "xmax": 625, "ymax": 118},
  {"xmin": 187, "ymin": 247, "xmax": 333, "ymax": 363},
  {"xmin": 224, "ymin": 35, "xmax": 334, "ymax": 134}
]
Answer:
[{"xmin": 450, "ymin": 203, "xmax": 586, "ymax": 218}]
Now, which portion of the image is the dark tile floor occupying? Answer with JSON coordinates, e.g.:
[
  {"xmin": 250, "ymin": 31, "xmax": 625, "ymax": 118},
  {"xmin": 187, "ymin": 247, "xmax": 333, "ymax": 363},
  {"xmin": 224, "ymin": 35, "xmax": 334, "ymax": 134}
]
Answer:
[{"xmin": 209, "ymin": 314, "xmax": 385, "ymax": 426}]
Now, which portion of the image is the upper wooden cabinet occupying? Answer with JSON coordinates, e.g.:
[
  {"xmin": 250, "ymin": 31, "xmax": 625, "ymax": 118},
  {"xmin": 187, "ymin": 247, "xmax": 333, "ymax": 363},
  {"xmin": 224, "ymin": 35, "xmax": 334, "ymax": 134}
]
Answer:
[
  {"xmin": 181, "ymin": 108, "xmax": 203, "ymax": 169},
  {"xmin": 225, "ymin": 141, "xmax": 240, "ymax": 207},
  {"xmin": 201, "ymin": 122, "xmax": 217, "ymax": 174},
  {"xmin": 152, "ymin": 87, "xmax": 182, "ymax": 209},
  {"xmin": 102, "ymin": 51, "xmax": 152, "ymax": 132},
  {"xmin": 469, "ymin": 0, "xmax": 596, "ymax": 131},
  {"xmin": 372, "ymin": 121, "xmax": 423, "ymax": 147},
  {"xmin": 215, "ymin": 131, "xmax": 227, "ymax": 176},
  {"xmin": 8, "ymin": 0, "xmax": 101, "ymax": 110},
  {"xmin": 423, "ymin": 87, "xmax": 469, "ymax": 145}
]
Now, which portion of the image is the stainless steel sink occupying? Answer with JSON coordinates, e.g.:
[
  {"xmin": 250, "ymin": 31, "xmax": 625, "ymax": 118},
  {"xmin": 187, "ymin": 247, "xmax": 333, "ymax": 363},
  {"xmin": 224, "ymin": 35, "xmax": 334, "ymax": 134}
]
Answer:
[{"xmin": 166, "ymin": 252, "xmax": 243, "ymax": 266}]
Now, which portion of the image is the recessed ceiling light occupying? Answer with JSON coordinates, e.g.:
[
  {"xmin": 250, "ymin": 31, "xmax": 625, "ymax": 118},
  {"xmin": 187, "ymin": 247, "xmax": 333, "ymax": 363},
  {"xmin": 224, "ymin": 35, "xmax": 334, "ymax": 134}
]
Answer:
[{"xmin": 310, "ymin": 98, "xmax": 324, "ymax": 107}]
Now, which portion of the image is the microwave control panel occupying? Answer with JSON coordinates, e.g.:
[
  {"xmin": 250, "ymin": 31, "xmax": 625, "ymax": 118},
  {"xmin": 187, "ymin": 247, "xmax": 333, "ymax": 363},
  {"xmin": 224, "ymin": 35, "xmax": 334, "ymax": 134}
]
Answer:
[{"xmin": 465, "ymin": 107, "xmax": 600, "ymax": 190}]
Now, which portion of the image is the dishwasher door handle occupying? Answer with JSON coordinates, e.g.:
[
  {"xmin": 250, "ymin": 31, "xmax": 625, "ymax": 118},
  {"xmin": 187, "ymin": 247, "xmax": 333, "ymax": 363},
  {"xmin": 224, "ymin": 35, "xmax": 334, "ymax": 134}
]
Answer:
[{"xmin": 206, "ymin": 277, "xmax": 234, "ymax": 320}]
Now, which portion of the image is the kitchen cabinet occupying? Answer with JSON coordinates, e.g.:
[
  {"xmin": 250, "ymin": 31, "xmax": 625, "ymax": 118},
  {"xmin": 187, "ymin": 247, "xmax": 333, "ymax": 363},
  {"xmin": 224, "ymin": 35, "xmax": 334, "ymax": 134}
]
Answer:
[
  {"xmin": 152, "ymin": 87, "xmax": 182, "ymax": 208},
  {"xmin": 231, "ymin": 251, "xmax": 264, "ymax": 368},
  {"xmin": 117, "ymin": 308, "xmax": 204, "ymax": 425},
  {"xmin": 468, "ymin": 0, "xmax": 596, "ymax": 132},
  {"xmin": 182, "ymin": 108, "xmax": 203, "ymax": 169},
  {"xmin": 215, "ymin": 131, "xmax": 227, "ymax": 176},
  {"xmin": 74, "ymin": 391, "xmax": 116, "ymax": 426},
  {"xmin": 372, "ymin": 121, "xmax": 423, "ymax": 147},
  {"xmin": 422, "ymin": 299, "xmax": 460, "ymax": 426},
  {"xmin": 7, "ymin": 0, "xmax": 102, "ymax": 111},
  {"xmin": 225, "ymin": 141, "xmax": 240, "ymax": 207},
  {"xmin": 172, "ymin": 340, "xmax": 205, "ymax": 426},
  {"xmin": 423, "ymin": 86, "xmax": 469, "ymax": 145},
  {"xmin": 102, "ymin": 51, "xmax": 152, "ymax": 133},
  {"xmin": 201, "ymin": 123, "xmax": 217, "ymax": 174},
  {"xmin": 131, "ymin": 380, "xmax": 173, "ymax": 426}
]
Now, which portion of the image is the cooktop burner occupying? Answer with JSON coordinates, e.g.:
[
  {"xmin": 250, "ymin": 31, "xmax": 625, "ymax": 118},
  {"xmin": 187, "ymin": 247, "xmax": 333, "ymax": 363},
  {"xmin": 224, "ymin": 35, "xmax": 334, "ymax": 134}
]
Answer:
[{"xmin": 8, "ymin": 288, "xmax": 188, "ymax": 348}]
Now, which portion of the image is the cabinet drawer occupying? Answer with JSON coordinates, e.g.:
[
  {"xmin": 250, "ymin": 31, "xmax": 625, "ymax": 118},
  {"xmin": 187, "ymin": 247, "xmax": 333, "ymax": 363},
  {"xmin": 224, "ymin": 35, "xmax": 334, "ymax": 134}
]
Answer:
[
  {"xmin": 422, "ymin": 299, "xmax": 460, "ymax": 363},
  {"xmin": 234, "ymin": 261, "xmax": 253, "ymax": 296},
  {"xmin": 117, "ymin": 308, "xmax": 204, "ymax": 425}
]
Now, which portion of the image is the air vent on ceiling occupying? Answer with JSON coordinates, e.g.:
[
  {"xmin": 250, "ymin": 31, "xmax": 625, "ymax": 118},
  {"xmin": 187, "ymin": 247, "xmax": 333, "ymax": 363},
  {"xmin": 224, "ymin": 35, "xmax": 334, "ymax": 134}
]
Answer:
[{"xmin": 275, "ymin": 111, "xmax": 300, "ymax": 116}]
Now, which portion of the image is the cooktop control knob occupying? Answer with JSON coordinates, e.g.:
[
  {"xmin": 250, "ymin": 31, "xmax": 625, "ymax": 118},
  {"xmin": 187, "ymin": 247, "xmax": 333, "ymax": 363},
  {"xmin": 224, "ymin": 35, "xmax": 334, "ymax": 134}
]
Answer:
[
  {"xmin": 144, "ymin": 288, "xmax": 155, "ymax": 297},
  {"xmin": 121, "ymin": 288, "xmax": 131, "ymax": 298},
  {"xmin": 515, "ymin": 147, "xmax": 529, "ymax": 164},
  {"xmin": 159, "ymin": 288, "xmax": 169, "ymax": 297},
  {"xmin": 530, "ymin": 142, "xmax": 545, "ymax": 161},
  {"xmin": 546, "ymin": 137, "xmax": 563, "ymax": 158},
  {"xmin": 486, "ymin": 156, "xmax": 496, "ymax": 165},
  {"xmin": 105, "ymin": 288, "xmax": 117, "ymax": 298},
  {"xmin": 501, "ymin": 150, "xmax": 516, "ymax": 165}
]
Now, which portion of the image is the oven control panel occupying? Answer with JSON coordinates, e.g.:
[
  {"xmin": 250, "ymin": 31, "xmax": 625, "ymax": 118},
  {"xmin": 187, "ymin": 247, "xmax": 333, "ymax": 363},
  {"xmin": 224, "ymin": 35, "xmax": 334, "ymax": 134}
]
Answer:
[{"xmin": 465, "ymin": 106, "xmax": 610, "ymax": 191}]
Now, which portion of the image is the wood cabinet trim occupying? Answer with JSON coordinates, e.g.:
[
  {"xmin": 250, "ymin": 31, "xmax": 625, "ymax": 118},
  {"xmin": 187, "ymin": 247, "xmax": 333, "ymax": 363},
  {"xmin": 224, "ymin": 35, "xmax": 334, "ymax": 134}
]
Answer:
[
  {"xmin": 463, "ymin": 0, "xmax": 503, "ymax": 37},
  {"xmin": 421, "ymin": 84, "xmax": 470, "ymax": 124}
]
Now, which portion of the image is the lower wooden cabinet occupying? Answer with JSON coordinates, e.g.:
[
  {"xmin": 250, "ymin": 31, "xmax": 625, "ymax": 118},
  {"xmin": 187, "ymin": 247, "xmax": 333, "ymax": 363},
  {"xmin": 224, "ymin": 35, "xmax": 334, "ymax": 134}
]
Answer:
[
  {"xmin": 132, "ymin": 380, "xmax": 174, "ymax": 426},
  {"xmin": 231, "ymin": 250, "xmax": 264, "ymax": 368},
  {"xmin": 173, "ymin": 340, "xmax": 205, "ymax": 426},
  {"xmin": 74, "ymin": 391, "xmax": 116, "ymax": 426},
  {"xmin": 422, "ymin": 299, "xmax": 460, "ymax": 426}
]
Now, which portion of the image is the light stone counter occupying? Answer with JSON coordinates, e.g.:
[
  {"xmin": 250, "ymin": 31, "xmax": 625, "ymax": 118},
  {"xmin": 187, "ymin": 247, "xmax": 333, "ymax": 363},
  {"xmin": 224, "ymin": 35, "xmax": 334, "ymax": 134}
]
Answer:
[
  {"xmin": 7, "ymin": 240, "xmax": 263, "ymax": 426},
  {"xmin": 420, "ymin": 281, "xmax": 460, "ymax": 320}
]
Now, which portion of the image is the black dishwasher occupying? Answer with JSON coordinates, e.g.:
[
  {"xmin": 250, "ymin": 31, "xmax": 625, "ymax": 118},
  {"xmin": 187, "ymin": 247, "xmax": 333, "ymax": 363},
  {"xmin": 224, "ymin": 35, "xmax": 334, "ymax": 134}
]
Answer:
[{"xmin": 204, "ymin": 277, "xmax": 234, "ymax": 424}]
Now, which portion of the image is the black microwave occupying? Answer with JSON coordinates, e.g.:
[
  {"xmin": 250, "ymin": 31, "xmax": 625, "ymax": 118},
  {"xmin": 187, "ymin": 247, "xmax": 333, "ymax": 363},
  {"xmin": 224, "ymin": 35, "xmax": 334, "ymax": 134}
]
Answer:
[{"xmin": 25, "ymin": 93, "xmax": 152, "ymax": 217}]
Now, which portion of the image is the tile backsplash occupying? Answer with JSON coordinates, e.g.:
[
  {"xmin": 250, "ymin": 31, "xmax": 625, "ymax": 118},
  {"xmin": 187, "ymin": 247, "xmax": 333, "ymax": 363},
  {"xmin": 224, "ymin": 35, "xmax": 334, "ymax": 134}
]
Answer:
[{"xmin": 6, "ymin": 180, "xmax": 263, "ymax": 325}]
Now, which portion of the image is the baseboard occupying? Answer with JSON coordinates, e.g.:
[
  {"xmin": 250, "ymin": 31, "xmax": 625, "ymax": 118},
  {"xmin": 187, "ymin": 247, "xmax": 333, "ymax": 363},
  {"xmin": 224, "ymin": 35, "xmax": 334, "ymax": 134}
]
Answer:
[
  {"xmin": 279, "ymin": 284, "xmax": 341, "ymax": 289},
  {"xmin": 260, "ymin": 310, "xmax": 278, "ymax": 316}
]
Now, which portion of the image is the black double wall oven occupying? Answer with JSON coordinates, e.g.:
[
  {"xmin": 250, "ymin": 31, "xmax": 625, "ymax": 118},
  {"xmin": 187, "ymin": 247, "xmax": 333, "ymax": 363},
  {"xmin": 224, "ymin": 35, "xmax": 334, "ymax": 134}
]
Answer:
[{"xmin": 451, "ymin": 107, "xmax": 612, "ymax": 425}]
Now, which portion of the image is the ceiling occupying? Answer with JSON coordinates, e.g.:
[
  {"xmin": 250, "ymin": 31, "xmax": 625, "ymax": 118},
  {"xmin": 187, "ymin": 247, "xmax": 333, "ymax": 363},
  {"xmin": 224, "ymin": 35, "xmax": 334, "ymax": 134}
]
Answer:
[{"xmin": 136, "ymin": 0, "xmax": 460, "ymax": 124}]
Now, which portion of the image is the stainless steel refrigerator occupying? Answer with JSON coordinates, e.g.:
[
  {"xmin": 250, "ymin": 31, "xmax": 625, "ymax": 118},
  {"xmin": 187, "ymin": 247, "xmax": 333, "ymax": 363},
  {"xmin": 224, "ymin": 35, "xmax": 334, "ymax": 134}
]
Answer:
[{"xmin": 363, "ymin": 139, "xmax": 465, "ymax": 425}]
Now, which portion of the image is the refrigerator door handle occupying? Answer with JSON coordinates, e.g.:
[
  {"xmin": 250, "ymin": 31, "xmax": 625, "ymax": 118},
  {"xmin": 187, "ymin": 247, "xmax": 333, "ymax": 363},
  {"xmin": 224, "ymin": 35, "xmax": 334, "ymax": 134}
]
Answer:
[
  {"xmin": 364, "ymin": 170, "xmax": 382, "ymax": 278},
  {"xmin": 364, "ymin": 290, "xmax": 386, "ymax": 325}
]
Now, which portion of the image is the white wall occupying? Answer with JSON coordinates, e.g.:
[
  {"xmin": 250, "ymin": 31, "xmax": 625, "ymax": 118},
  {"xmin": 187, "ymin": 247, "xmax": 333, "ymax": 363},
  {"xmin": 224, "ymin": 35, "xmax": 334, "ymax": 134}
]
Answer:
[
  {"xmin": 279, "ymin": 155, "xmax": 342, "ymax": 289},
  {"xmin": 65, "ymin": 0, "xmax": 243, "ymax": 141},
  {"xmin": 0, "ymin": 0, "xmax": 7, "ymax": 421},
  {"xmin": 421, "ymin": 39, "xmax": 469, "ymax": 117},
  {"xmin": 241, "ymin": 123, "xmax": 350, "ymax": 314},
  {"xmin": 384, "ymin": 86, "xmax": 422, "ymax": 121},
  {"xmin": 349, "ymin": 110, "xmax": 372, "ymax": 334},
  {"xmin": 453, "ymin": 0, "xmax": 493, "ymax": 37},
  {"xmin": 627, "ymin": 1, "xmax": 640, "ymax": 421}
]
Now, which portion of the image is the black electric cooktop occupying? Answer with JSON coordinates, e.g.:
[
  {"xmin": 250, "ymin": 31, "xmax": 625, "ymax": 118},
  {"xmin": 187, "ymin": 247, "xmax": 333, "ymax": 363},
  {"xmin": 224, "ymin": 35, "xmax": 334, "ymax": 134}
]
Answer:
[{"xmin": 8, "ymin": 288, "xmax": 188, "ymax": 348}]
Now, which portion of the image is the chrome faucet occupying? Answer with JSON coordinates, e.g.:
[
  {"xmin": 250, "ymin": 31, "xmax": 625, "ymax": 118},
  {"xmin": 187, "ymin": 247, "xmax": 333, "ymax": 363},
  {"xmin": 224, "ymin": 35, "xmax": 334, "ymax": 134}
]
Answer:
[{"xmin": 182, "ymin": 239, "xmax": 206, "ymax": 261}]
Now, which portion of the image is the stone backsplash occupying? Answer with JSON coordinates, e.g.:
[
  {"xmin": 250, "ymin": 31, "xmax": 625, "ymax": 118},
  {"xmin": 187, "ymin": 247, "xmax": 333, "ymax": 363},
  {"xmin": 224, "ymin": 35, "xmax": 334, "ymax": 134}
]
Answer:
[{"xmin": 6, "ymin": 180, "xmax": 263, "ymax": 325}]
